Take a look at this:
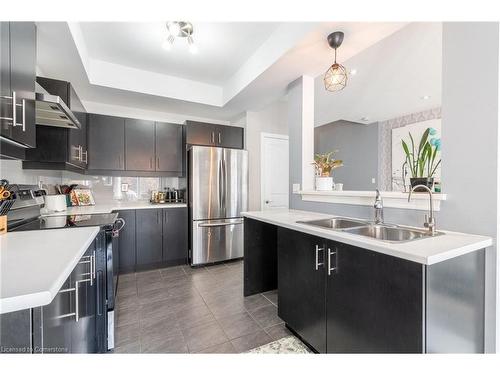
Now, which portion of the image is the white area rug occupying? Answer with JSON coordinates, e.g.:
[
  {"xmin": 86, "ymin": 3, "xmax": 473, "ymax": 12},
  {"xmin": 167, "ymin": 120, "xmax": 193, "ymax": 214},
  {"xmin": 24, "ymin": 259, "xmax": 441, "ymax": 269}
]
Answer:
[{"xmin": 247, "ymin": 336, "xmax": 312, "ymax": 354}]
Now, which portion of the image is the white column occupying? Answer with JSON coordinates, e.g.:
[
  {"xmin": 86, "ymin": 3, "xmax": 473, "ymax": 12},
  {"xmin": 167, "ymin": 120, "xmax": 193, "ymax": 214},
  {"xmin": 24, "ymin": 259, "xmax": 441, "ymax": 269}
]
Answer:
[{"xmin": 301, "ymin": 76, "xmax": 315, "ymax": 191}]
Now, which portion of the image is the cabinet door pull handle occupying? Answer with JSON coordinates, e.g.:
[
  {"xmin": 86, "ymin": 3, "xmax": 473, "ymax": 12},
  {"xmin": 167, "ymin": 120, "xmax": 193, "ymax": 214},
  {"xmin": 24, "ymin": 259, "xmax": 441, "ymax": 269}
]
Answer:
[
  {"xmin": 91, "ymin": 250, "xmax": 96, "ymax": 285},
  {"xmin": 315, "ymin": 245, "xmax": 324, "ymax": 270},
  {"xmin": 20, "ymin": 98, "xmax": 25, "ymax": 132},
  {"xmin": 12, "ymin": 91, "xmax": 16, "ymax": 129},
  {"xmin": 218, "ymin": 132, "xmax": 221, "ymax": 144},
  {"xmin": 211, "ymin": 131, "xmax": 215, "ymax": 144},
  {"xmin": 75, "ymin": 280, "xmax": 80, "ymax": 322},
  {"xmin": 328, "ymin": 248, "xmax": 337, "ymax": 276},
  {"xmin": 157, "ymin": 157, "xmax": 160, "ymax": 170}
]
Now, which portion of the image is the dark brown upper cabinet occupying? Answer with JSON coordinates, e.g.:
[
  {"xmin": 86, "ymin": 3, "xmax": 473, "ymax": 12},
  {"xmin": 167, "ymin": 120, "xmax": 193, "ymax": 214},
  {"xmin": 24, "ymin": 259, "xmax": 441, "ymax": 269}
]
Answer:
[
  {"xmin": 87, "ymin": 114, "xmax": 125, "ymax": 171},
  {"xmin": 23, "ymin": 77, "xmax": 88, "ymax": 171},
  {"xmin": 125, "ymin": 119, "xmax": 155, "ymax": 171},
  {"xmin": 0, "ymin": 22, "xmax": 37, "ymax": 154},
  {"xmin": 155, "ymin": 122, "xmax": 183, "ymax": 173},
  {"xmin": 87, "ymin": 115, "xmax": 184, "ymax": 176},
  {"xmin": 186, "ymin": 120, "xmax": 244, "ymax": 149}
]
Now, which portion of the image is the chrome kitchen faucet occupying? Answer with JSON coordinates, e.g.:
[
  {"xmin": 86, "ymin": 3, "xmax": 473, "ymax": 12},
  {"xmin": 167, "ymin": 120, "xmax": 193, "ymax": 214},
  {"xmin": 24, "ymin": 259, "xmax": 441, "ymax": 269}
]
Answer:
[
  {"xmin": 374, "ymin": 189, "xmax": 384, "ymax": 224},
  {"xmin": 408, "ymin": 184, "xmax": 436, "ymax": 235}
]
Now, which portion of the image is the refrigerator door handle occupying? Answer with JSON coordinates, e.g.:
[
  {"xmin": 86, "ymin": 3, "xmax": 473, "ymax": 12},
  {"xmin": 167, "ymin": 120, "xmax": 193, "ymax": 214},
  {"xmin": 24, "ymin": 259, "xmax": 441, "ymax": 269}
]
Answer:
[
  {"xmin": 218, "ymin": 159, "xmax": 223, "ymax": 210},
  {"xmin": 221, "ymin": 159, "xmax": 226, "ymax": 215},
  {"xmin": 198, "ymin": 220, "xmax": 244, "ymax": 227}
]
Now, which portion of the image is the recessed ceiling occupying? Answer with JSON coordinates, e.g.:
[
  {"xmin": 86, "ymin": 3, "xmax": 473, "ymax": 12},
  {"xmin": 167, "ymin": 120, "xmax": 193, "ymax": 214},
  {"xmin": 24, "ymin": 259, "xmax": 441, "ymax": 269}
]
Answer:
[
  {"xmin": 36, "ymin": 21, "xmax": 416, "ymax": 122},
  {"xmin": 79, "ymin": 22, "xmax": 281, "ymax": 85}
]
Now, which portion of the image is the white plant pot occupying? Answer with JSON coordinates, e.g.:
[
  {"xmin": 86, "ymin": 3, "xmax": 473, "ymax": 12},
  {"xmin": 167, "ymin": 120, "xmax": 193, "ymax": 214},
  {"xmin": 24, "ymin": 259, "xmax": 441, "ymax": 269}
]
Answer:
[{"xmin": 315, "ymin": 176, "xmax": 333, "ymax": 191}]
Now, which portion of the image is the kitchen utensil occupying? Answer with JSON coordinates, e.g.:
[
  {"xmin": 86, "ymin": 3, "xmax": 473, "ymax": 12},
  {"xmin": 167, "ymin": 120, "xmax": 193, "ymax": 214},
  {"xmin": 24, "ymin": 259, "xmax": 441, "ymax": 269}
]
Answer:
[
  {"xmin": 44, "ymin": 194, "xmax": 67, "ymax": 212},
  {"xmin": 0, "ymin": 200, "xmax": 14, "ymax": 215},
  {"xmin": 0, "ymin": 215, "xmax": 6, "ymax": 235},
  {"xmin": 0, "ymin": 190, "xmax": 11, "ymax": 200}
]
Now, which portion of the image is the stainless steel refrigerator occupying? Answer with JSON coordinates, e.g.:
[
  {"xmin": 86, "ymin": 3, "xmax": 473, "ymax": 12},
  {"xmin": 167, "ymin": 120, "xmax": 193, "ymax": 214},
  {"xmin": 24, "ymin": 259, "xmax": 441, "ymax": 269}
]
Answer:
[{"xmin": 188, "ymin": 145, "xmax": 248, "ymax": 266}]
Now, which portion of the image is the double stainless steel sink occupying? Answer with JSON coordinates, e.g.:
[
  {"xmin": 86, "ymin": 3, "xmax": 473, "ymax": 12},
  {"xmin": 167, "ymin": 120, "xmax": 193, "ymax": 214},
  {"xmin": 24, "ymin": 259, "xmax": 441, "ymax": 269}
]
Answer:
[{"xmin": 296, "ymin": 217, "xmax": 443, "ymax": 243}]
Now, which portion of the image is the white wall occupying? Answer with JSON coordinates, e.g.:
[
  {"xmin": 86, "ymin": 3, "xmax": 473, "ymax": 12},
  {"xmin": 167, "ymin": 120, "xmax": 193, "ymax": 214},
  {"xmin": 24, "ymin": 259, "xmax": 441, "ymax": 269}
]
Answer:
[
  {"xmin": 243, "ymin": 99, "xmax": 288, "ymax": 211},
  {"xmin": 0, "ymin": 160, "xmax": 62, "ymax": 186},
  {"xmin": 439, "ymin": 22, "xmax": 499, "ymax": 352}
]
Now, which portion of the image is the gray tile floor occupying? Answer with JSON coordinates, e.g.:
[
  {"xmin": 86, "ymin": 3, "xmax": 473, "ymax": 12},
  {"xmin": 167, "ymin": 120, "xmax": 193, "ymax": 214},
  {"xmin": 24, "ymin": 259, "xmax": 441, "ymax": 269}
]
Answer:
[{"xmin": 114, "ymin": 260, "xmax": 291, "ymax": 353}]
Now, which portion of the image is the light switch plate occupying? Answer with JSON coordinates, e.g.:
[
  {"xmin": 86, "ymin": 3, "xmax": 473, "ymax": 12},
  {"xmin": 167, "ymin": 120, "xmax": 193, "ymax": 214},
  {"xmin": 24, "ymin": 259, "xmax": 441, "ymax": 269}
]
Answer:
[{"xmin": 292, "ymin": 183, "xmax": 301, "ymax": 193}]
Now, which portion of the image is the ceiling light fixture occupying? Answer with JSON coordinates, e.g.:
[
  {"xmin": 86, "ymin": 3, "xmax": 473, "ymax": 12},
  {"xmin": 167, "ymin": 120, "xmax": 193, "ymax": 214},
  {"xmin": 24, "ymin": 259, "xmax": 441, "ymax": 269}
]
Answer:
[
  {"xmin": 163, "ymin": 21, "xmax": 196, "ymax": 53},
  {"xmin": 324, "ymin": 31, "xmax": 348, "ymax": 92}
]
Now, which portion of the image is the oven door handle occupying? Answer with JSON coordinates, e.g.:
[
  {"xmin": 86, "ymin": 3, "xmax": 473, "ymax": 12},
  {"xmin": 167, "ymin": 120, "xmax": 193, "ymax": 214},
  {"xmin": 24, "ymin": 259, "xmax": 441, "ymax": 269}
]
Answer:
[{"xmin": 112, "ymin": 218, "xmax": 125, "ymax": 237}]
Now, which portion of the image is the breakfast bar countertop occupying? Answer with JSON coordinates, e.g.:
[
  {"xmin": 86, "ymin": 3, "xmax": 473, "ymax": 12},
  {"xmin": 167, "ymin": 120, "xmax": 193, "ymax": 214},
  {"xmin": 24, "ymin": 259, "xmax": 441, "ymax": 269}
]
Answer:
[{"xmin": 242, "ymin": 209, "xmax": 493, "ymax": 265}]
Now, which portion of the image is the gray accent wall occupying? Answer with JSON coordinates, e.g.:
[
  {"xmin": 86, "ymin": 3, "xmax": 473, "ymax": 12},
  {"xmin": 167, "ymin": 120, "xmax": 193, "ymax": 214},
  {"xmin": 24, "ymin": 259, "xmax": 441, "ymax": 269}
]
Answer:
[
  {"xmin": 289, "ymin": 23, "xmax": 499, "ymax": 352},
  {"xmin": 315, "ymin": 120, "xmax": 379, "ymax": 191}
]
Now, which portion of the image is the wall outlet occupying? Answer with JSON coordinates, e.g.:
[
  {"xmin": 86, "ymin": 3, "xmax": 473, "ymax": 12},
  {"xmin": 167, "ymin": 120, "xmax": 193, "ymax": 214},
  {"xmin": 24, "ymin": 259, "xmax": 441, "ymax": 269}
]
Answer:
[
  {"xmin": 292, "ymin": 183, "xmax": 301, "ymax": 193},
  {"xmin": 121, "ymin": 183, "xmax": 129, "ymax": 192},
  {"xmin": 371, "ymin": 178, "xmax": 376, "ymax": 184}
]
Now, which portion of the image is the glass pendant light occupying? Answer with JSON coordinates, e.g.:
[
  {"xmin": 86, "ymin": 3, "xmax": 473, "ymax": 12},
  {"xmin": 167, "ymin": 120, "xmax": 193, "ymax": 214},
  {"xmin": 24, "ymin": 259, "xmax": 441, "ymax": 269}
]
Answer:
[{"xmin": 324, "ymin": 31, "xmax": 348, "ymax": 92}]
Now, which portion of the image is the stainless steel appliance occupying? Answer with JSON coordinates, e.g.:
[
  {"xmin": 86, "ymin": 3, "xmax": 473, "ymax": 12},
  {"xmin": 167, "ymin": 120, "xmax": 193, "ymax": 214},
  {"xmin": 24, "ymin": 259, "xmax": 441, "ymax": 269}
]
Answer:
[
  {"xmin": 6, "ymin": 185, "xmax": 124, "ymax": 352},
  {"xmin": 188, "ymin": 146, "xmax": 248, "ymax": 265},
  {"xmin": 35, "ymin": 82, "xmax": 81, "ymax": 129}
]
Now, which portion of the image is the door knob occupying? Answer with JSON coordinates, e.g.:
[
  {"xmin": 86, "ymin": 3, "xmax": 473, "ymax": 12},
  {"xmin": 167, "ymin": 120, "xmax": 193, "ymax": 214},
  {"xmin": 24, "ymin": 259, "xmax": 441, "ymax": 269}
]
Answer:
[{"xmin": 265, "ymin": 200, "xmax": 272, "ymax": 204}]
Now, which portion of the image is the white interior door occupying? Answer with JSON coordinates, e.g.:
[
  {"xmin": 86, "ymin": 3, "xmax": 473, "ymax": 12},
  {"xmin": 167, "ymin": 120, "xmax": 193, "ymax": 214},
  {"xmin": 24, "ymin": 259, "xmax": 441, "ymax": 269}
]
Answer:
[{"xmin": 261, "ymin": 133, "xmax": 289, "ymax": 210}]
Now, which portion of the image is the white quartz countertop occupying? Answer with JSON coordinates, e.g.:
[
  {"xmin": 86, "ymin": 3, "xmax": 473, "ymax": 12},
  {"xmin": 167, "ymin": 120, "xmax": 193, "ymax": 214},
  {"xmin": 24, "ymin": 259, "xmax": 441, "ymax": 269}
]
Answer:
[
  {"xmin": 41, "ymin": 200, "xmax": 187, "ymax": 216},
  {"xmin": 0, "ymin": 227, "xmax": 100, "ymax": 314},
  {"xmin": 242, "ymin": 209, "xmax": 493, "ymax": 265}
]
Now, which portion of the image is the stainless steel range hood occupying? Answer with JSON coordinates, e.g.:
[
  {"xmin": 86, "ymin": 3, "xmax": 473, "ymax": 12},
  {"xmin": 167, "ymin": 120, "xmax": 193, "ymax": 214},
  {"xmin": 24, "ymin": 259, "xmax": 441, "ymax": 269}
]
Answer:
[{"xmin": 35, "ymin": 82, "xmax": 81, "ymax": 129}]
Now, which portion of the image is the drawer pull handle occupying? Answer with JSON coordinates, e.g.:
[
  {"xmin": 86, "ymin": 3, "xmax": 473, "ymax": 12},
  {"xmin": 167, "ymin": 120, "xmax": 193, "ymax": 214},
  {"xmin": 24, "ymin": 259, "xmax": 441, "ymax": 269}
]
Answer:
[
  {"xmin": 315, "ymin": 245, "xmax": 324, "ymax": 270},
  {"xmin": 328, "ymin": 248, "xmax": 337, "ymax": 276}
]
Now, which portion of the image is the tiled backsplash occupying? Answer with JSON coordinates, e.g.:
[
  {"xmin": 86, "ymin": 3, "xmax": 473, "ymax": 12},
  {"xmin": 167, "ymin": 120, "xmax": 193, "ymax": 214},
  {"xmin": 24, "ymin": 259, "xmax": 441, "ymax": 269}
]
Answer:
[{"xmin": 0, "ymin": 160, "xmax": 185, "ymax": 203}]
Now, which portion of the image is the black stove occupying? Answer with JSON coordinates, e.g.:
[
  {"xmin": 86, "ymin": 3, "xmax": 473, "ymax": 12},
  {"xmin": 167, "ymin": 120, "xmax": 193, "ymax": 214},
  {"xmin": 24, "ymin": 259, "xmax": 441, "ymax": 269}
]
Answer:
[{"xmin": 11, "ymin": 213, "xmax": 119, "ymax": 232}]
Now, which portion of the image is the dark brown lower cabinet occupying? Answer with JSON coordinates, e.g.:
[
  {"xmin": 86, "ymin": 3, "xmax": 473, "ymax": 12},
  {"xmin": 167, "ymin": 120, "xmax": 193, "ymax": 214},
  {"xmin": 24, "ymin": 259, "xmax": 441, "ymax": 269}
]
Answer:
[
  {"xmin": 326, "ymin": 241, "xmax": 423, "ymax": 353},
  {"xmin": 117, "ymin": 210, "xmax": 136, "ymax": 273},
  {"xmin": 277, "ymin": 227, "xmax": 423, "ymax": 353},
  {"xmin": 247, "ymin": 222, "xmax": 486, "ymax": 353},
  {"xmin": 277, "ymin": 228, "xmax": 326, "ymax": 353},
  {"xmin": 136, "ymin": 208, "xmax": 163, "ymax": 268},
  {"xmin": 116, "ymin": 208, "xmax": 188, "ymax": 273},
  {"xmin": 162, "ymin": 208, "xmax": 188, "ymax": 265}
]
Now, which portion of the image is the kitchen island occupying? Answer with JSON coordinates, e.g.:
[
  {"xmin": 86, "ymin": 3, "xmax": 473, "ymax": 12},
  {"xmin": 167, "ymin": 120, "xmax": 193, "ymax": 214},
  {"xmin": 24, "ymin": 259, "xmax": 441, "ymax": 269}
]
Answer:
[
  {"xmin": 243, "ymin": 209, "xmax": 492, "ymax": 354},
  {"xmin": 0, "ymin": 227, "xmax": 101, "ymax": 353}
]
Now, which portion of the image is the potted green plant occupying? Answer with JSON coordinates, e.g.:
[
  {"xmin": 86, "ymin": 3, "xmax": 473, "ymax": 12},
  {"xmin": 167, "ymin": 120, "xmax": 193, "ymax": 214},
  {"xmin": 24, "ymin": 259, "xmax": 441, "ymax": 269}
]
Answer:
[
  {"xmin": 401, "ymin": 127, "xmax": 441, "ymax": 192},
  {"xmin": 312, "ymin": 151, "xmax": 343, "ymax": 191}
]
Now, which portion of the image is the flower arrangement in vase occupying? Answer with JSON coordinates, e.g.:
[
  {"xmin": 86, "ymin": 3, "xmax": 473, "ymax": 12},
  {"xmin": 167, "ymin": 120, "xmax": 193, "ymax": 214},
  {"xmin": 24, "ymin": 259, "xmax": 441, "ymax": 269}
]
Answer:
[
  {"xmin": 312, "ymin": 151, "xmax": 343, "ymax": 191},
  {"xmin": 401, "ymin": 127, "xmax": 441, "ymax": 192}
]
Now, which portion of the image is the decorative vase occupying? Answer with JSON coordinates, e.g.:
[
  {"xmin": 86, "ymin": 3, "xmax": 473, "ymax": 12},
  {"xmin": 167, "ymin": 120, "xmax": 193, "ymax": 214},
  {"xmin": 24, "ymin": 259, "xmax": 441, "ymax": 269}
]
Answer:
[
  {"xmin": 315, "ymin": 176, "xmax": 334, "ymax": 191},
  {"xmin": 410, "ymin": 177, "xmax": 434, "ymax": 192}
]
